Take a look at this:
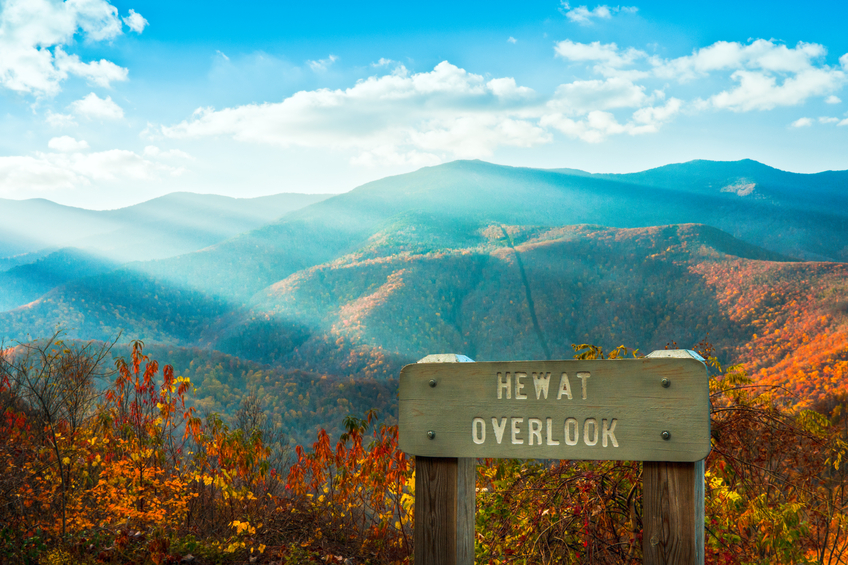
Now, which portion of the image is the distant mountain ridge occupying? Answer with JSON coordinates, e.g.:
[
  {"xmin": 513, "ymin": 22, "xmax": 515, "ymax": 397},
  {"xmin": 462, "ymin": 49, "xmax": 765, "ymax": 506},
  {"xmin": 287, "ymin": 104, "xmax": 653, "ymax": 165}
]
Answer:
[
  {"xmin": 0, "ymin": 191, "xmax": 332, "ymax": 262},
  {"xmin": 3, "ymin": 157, "xmax": 846, "ymax": 324},
  {"xmin": 590, "ymin": 158, "xmax": 848, "ymax": 216},
  {"xmin": 128, "ymin": 159, "xmax": 847, "ymax": 306}
]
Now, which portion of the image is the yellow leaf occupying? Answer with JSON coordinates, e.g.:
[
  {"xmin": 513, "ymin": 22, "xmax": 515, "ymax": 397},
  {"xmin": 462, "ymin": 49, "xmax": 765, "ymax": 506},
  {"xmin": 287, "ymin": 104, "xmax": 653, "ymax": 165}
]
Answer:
[{"xmin": 62, "ymin": 457, "xmax": 70, "ymax": 465}]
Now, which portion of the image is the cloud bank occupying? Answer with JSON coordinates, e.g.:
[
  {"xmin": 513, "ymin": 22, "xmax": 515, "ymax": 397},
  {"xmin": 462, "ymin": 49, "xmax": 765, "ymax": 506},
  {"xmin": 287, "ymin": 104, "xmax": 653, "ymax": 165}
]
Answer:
[
  {"xmin": 0, "ymin": 0, "xmax": 145, "ymax": 96},
  {"xmin": 0, "ymin": 144, "xmax": 188, "ymax": 197},
  {"xmin": 162, "ymin": 61, "xmax": 552, "ymax": 166},
  {"xmin": 161, "ymin": 37, "xmax": 845, "ymax": 163},
  {"xmin": 556, "ymin": 38, "xmax": 847, "ymax": 112}
]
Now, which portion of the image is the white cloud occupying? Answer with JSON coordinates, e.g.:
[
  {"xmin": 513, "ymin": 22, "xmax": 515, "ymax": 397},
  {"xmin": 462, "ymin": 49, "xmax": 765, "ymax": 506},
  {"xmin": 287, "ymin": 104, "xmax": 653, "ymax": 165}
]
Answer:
[
  {"xmin": 791, "ymin": 117, "xmax": 813, "ymax": 127},
  {"xmin": 162, "ymin": 59, "xmax": 684, "ymax": 158},
  {"xmin": 632, "ymin": 97, "xmax": 682, "ymax": 125},
  {"xmin": 45, "ymin": 110, "xmax": 77, "ymax": 127},
  {"xmin": 819, "ymin": 116, "xmax": 839, "ymax": 124},
  {"xmin": 839, "ymin": 118, "xmax": 848, "ymax": 126},
  {"xmin": 559, "ymin": 2, "xmax": 637, "ymax": 25},
  {"xmin": 308, "ymin": 55, "xmax": 338, "ymax": 72},
  {"xmin": 554, "ymin": 40, "xmax": 646, "ymax": 68},
  {"xmin": 541, "ymin": 98, "xmax": 680, "ymax": 142},
  {"xmin": 48, "ymin": 136, "xmax": 90, "ymax": 152},
  {"xmin": 707, "ymin": 67, "xmax": 844, "ymax": 111},
  {"xmin": 162, "ymin": 62, "xmax": 550, "ymax": 163},
  {"xmin": 487, "ymin": 77, "xmax": 534, "ymax": 99},
  {"xmin": 143, "ymin": 145, "xmax": 193, "ymax": 160},
  {"xmin": 541, "ymin": 111, "xmax": 631, "ymax": 143},
  {"xmin": 69, "ymin": 93, "xmax": 125, "ymax": 120},
  {"xmin": 349, "ymin": 146, "xmax": 441, "ymax": 168},
  {"xmin": 647, "ymin": 40, "xmax": 845, "ymax": 111},
  {"xmin": 0, "ymin": 147, "xmax": 184, "ymax": 197},
  {"xmin": 0, "ymin": 0, "xmax": 130, "ymax": 96},
  {"xmin": 507, "ymin": 37, "xmax": 517, "ymax": 44},
  {"xmin": 558, "ymin": 39, "xmax": 846, "ymax": 113},
  {"xmin": 653, "ymin": 40, "xmax": 829, "ymax": 81},
  {"xmin": 0, "ymin": 156, "xmax": 85, "ymax": 194},
  {"xmin": 122, "ymin": 8, "xmax": 148, "ymax": 33},
  {"xmin": 563, "ymin": 4, "xmax": 611, "ymax": 24},
  {"xmin": 549, "ymin": 77, "xmax": 654, "ymax": 114},
  {"xmin": 157, "ymin": 38, "xmax": 846, "ymax": 162},
  {"xmin": 53, "ymin": 46, "xmax": 128, "ymax": 87},
  {"xmin": 56, "ymin": 149, "xmax": 182, "ymax": 181},
  {"xmin": 826, "ymin": 95, "xmax": 841, "ymax": 104},
  {"xmin": 407, "ymin": 115, "xmax": 550, "ymax": 158},
  {"xmin": 162, "ymin": 61, "xmax": 544, "ymax": 159}
]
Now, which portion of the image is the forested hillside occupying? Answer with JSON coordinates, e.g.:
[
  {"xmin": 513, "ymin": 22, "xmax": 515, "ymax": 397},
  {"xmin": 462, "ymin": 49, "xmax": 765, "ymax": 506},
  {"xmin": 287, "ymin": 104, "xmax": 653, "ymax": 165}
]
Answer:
[
  {"xmin": 5, "ymin": 222, "xmax": 845, "ymax": 446},
  {"xmin": 2, "ymin": 160, "xmax": 847, "ymax": 434},
  {"xmin": 0, "ymin": 248, "xmax": 117, "ymax": 311}
]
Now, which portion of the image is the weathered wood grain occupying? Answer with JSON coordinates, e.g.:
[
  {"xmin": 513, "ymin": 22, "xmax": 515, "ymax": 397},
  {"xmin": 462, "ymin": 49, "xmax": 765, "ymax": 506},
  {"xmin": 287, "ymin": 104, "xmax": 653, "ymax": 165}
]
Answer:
[
  {"xmin": 413, "ymin": 353, "xmax": 476, "ymax": 565},
  {"xmin": 456, "ymin": 457, "xmax": 475, "ymax": 565},
  {"xmin": 415, "ymin": 456, "xmax": 458, "ymax": 565},
  {"xmin": 399, "ymin": 358, "xmax": 710, "ymax": 461},
  {"xmin": 643, "ymin": 460, "xmax": 705, "ymax": 565},
  {"xmin": 641, "ymin": 349, "xmax": 706, "ymax": 564}
]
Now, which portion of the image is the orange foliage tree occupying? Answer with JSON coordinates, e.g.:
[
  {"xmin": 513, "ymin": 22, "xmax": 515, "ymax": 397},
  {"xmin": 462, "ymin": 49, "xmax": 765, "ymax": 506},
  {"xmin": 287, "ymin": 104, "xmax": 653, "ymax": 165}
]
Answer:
[
  {"xmin": 283, "ymin": 410, "xmax": 413, "ymax": 563},
  {"xmin": 0, "ymin": 335, "xmax": 280, "ymax": 564}
]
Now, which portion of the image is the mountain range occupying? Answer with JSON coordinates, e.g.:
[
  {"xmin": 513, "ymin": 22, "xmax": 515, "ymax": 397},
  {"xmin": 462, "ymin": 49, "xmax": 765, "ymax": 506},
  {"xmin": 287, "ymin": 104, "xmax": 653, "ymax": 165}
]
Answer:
[
  {"xmin": 0, "ymin": 191, "xmax": 331, "ymax": 262},
  {"xmin": 1, "ymin": 159, "xmax": 846, "ymax": 441}
]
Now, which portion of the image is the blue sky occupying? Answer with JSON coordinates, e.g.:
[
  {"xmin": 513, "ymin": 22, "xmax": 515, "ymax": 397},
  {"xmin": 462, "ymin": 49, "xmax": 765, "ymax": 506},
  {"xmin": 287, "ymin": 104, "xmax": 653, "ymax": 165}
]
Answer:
[{"xmin": 2, "ymin": 0, "xmax": 847, "ymax": 209}]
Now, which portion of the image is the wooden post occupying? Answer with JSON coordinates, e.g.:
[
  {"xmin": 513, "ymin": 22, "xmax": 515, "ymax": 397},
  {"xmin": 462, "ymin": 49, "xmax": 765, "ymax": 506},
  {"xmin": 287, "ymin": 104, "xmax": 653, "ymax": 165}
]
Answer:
[
  {"xmin": 643, "ymin": 350, "xmax": 707, "ymax": 565},
  {"xmin": 414, "ymin": 354, "xmax": 475, "ymax": 565}
]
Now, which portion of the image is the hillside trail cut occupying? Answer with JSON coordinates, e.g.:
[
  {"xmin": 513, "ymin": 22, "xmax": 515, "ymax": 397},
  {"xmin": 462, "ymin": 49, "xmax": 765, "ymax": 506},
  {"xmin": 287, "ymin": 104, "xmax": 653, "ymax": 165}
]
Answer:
[{"xmin": 499, "ymin": 225, "xmax": 552, "ymax": 360}]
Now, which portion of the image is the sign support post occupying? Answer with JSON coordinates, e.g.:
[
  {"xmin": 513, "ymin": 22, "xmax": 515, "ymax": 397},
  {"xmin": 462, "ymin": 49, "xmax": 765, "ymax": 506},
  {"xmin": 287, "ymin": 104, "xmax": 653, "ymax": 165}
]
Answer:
[
  {"xmin": 413, "ymin": 354, "xmax": 476, "ymax": 565},
  {"xmin": 643, "ymin": 350, "xmax": 706, "ymax": 565},
  {"xmin": 643, "ymin": 460, "xmax": 705, "ymax": 564}
]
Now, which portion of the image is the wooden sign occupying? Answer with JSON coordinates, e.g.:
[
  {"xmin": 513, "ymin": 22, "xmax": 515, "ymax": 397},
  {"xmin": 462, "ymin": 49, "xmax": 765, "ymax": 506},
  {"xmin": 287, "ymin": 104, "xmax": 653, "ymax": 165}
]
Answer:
[{"xmin": 399, "ymin": 358, "xmax": 710, "ymax": 462}]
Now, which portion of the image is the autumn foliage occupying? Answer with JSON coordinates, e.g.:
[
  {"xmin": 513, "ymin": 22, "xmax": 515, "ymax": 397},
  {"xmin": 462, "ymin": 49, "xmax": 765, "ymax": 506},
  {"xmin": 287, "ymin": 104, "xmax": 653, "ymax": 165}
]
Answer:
[
  {"xmin": 2, "ymin": 334, "xmax": 848, "ymax": 564},
  {"xmin": 0, "ymin": 334, "xmax": 276, "ymax": 564},
  {"xmin": 470, "ymin": 343, "xmax": 848, "ymax": 565}
]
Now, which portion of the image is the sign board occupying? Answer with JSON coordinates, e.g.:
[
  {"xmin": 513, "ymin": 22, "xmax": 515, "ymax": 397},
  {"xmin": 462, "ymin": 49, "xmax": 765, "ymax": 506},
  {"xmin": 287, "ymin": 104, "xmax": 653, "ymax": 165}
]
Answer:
[{"xmin": 399, "ymin": 358, "xmax": 710, "ymax": 462}]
